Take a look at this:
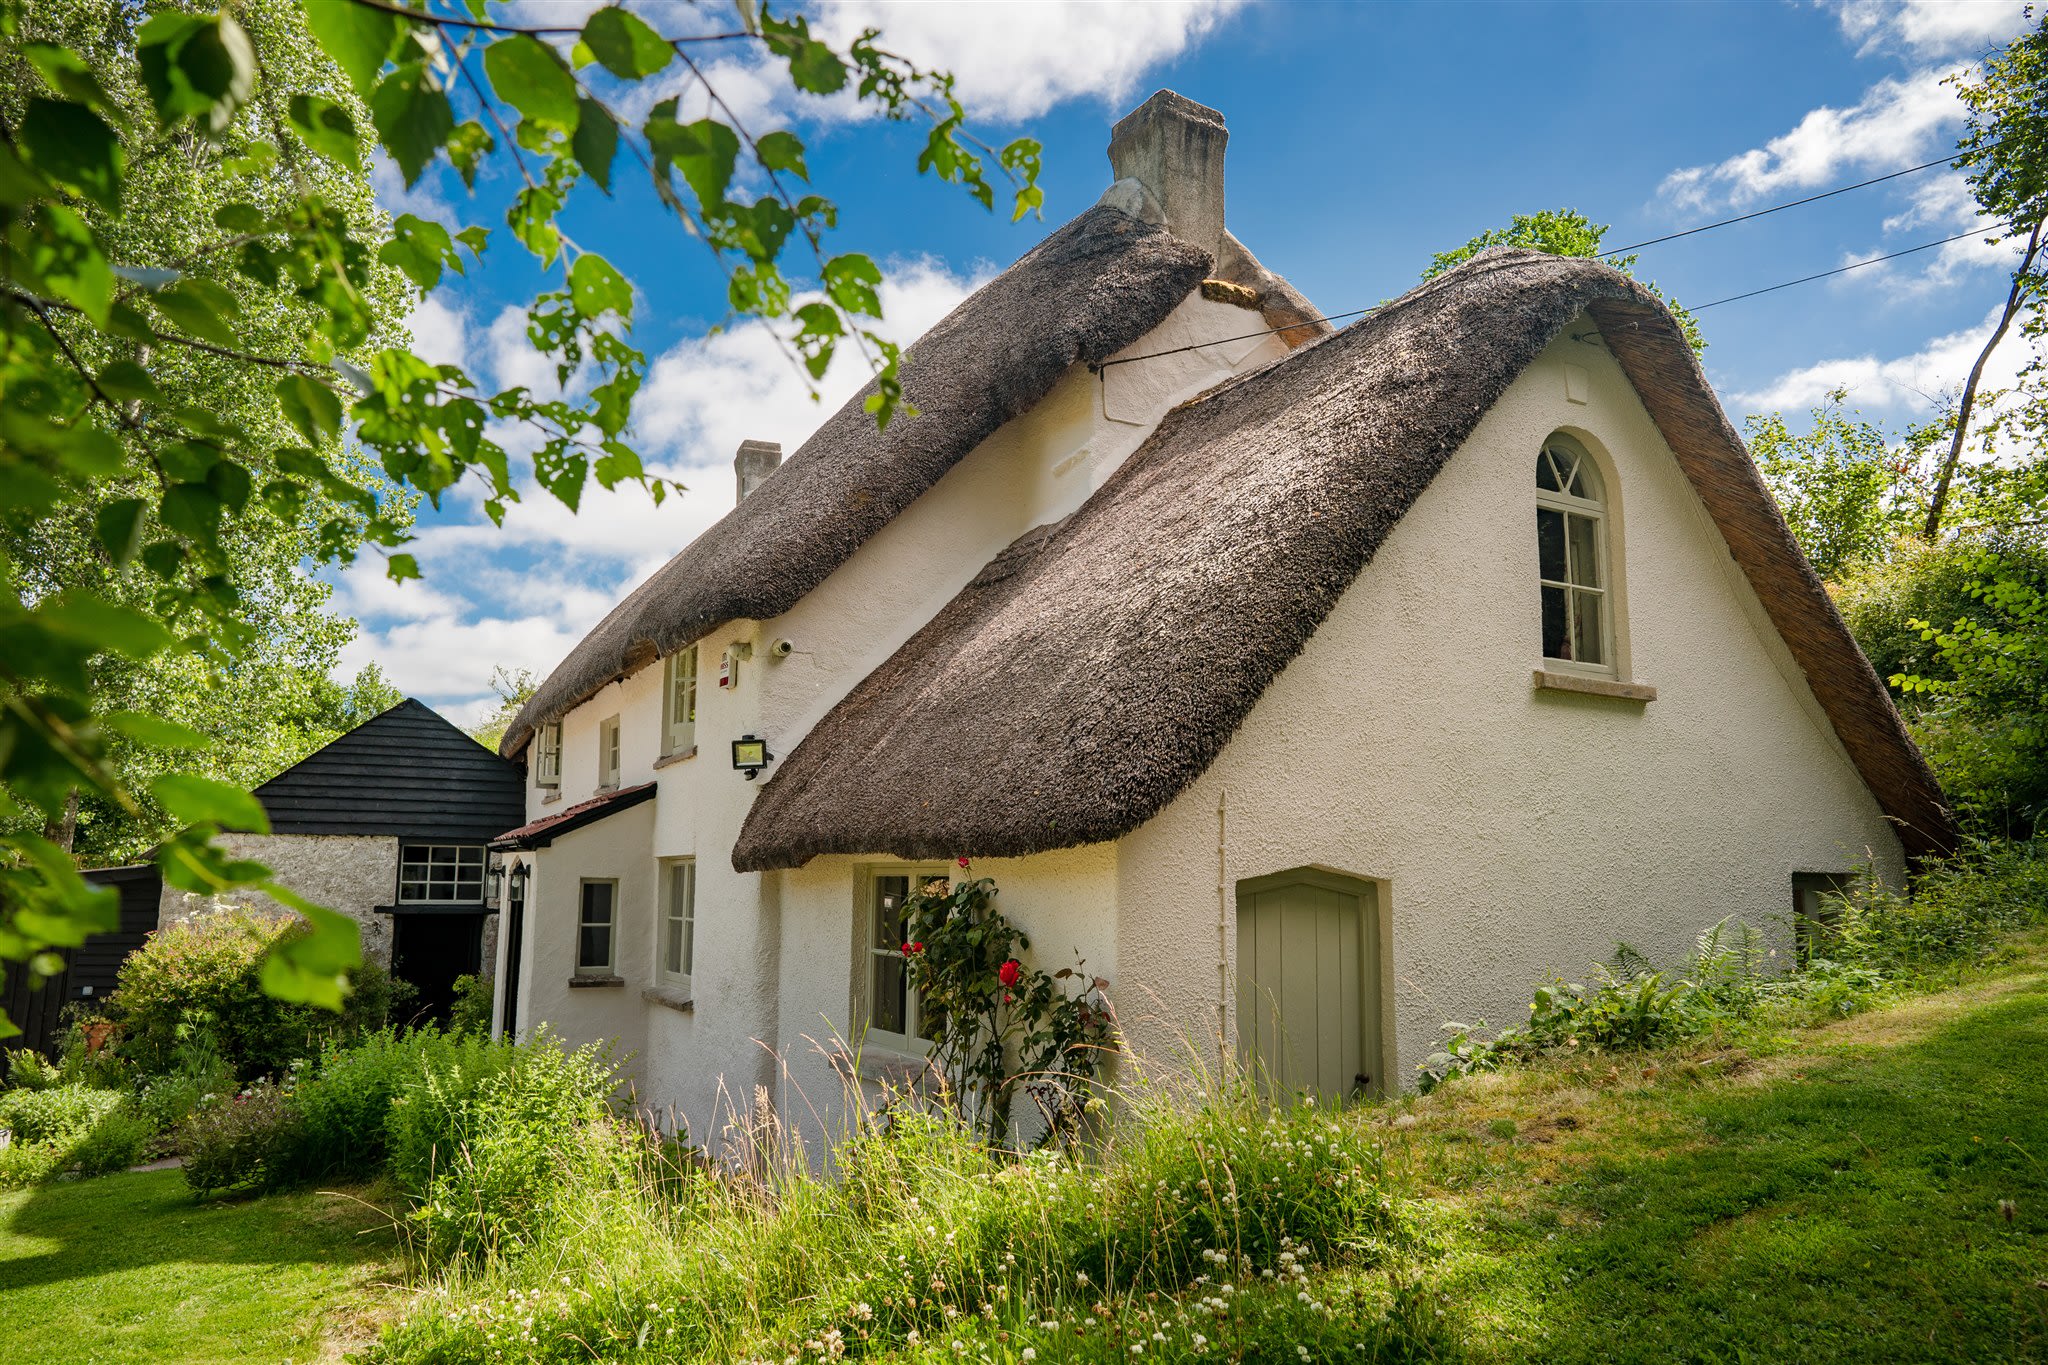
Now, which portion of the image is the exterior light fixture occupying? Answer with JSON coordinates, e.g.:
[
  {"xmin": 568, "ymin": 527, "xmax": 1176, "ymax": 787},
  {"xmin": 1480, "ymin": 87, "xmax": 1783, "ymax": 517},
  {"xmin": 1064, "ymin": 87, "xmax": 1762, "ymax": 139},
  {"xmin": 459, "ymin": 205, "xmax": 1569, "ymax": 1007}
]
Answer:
[
  {"xmin": 732, "ymin": 733, "xmax": 774, "ymax": 780},
  {"xmin": 486, "ymin": 860, "xmax": 504, "ymax": 907}
]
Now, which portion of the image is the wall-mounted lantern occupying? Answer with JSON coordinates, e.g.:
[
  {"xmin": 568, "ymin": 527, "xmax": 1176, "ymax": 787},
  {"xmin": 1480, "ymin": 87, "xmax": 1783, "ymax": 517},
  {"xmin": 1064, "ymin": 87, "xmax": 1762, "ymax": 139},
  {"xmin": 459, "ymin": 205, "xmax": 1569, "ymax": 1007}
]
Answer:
[
  {"xmin": 732, "ymin": 733, "xmax": 774, "ymax": 780},
  {"xmin": 486, "ymin": 859, "xmax": 505, "ymax": 907}
]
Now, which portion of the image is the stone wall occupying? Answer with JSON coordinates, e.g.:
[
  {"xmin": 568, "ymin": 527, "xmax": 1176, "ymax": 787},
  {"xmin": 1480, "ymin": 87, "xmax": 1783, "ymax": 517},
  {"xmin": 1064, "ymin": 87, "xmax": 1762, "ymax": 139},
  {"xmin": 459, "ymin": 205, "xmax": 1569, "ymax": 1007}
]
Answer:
[{"xmin": 158, "ymin": 832, "xmax": 402, "ymax": 968}]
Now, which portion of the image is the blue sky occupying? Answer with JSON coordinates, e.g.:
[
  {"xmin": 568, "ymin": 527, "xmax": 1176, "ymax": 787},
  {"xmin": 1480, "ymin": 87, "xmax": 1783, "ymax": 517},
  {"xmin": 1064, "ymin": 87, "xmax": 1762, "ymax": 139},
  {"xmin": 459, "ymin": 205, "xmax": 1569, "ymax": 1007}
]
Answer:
[{"xmin": 344, "ymin": 0, "xmax": 2036, "ymax": 724}]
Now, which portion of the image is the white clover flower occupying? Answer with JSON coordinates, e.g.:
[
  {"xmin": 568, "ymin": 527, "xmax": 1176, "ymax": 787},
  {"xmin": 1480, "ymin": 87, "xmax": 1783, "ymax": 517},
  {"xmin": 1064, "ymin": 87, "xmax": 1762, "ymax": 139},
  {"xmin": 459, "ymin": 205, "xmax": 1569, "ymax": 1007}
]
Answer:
[{"xmin": 1021, "ymin": 1352, "xmax": 1036, "ymax": 1362}]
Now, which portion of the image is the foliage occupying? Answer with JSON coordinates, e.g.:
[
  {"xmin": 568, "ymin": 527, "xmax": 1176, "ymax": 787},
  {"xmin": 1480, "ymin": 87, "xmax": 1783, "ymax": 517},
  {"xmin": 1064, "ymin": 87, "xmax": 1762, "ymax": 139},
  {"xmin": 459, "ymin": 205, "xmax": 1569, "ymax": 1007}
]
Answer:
[
  {"xmin": 1746, "ymin": 389, "xmax": 1938, "ymax": 580},
  {"xmin": 176, "ymin": 1076, "xmax": 304, "ymax": 1194},
  {"xmin": 463, "ymin": 665, "xmax": 532, "ymax": 753},
  {"xmin": 1423, "ymin": 206, "xmax": 1705, "ymax": 353},
  {"xmin": 364, "ymin": 1087, "xmax": 1402, "ymax": 1364},
  {"xmin": 0, "ymin": 0, "xmax": 1046, "ymax": 1036},
  {"xmin": 2, "ymin": 1045, "xmax": 58, "ymax": 1090},
  {"xmin": 0, "ymin": 1081, "xmax": 148, "ymax": 1186},
  {"xmin": 898, "ymin": 873, "xmax": 1117, "ymax": 1147},
  {"xmin": 107, "ymin": 904, "xmax": 393, "ymax": 1080},
  {"xmin": 447, "ymin": 971, "xmax": 492, "ymax": 1036}
]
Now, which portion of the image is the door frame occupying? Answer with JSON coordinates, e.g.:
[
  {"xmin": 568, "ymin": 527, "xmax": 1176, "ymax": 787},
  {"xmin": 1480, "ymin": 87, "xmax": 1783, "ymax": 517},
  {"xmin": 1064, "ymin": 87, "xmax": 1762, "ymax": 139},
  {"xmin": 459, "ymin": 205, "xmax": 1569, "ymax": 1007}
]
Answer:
[{"xmin": 1233, "ymin": 866, "xmax": 1395, "ymax": 1099}]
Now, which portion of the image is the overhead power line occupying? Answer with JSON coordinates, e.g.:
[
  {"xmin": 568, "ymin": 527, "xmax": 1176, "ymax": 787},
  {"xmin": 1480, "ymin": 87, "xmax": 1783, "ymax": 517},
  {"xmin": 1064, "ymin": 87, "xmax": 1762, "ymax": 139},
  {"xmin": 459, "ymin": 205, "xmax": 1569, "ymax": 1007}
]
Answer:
[
  {"xmin": 1600, "ymin": 149, "xmax": 1977, "ymax": 258},
  {"xmin": 1689, "ymin": 227, "xmax": 1992, "ymax": 310}
]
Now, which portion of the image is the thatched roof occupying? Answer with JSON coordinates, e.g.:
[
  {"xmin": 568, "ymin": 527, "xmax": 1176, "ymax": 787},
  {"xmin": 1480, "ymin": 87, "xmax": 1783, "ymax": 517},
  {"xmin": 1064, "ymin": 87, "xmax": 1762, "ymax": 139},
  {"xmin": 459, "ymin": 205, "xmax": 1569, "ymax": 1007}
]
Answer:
[
  {"xmin": 501, "ymin": 204, "xmax": 1213, "ymax": 759},
  {"xmin": 731, "ymin": 248, "xmax": 1957, "ymax": 870}
]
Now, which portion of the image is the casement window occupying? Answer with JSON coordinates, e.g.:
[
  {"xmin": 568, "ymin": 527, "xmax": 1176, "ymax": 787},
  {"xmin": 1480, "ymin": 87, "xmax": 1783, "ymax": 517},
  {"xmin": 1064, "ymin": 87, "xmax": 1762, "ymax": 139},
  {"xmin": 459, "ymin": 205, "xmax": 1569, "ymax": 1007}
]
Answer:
[
  {"xmin": 663, "ymin": 648, "xmax": 698, "ymax": 757},
  {"xmin": 577, "ymin": 879, "xmax": 617, "ymax": 975},
  {"xmin": 660, "ymin": 858, "xmax": 696, "ymax": 992},
  {"xmin": 535, "ymin": 722, "xmax": 562, "ymax": 789},
  {"xmin": 1536, "ymin": 434, "xmax": 1614, "ymax": 674},
  {"xmin": 864, "ymin": 868, "xmax": 949, "ymax": 1053},
  {"xmin": 1793, "ymin": 872, "xmax": 1853, "ymax": 966},
  {"xmin": 399, "ymin": 844, "xmax": 485, "ymax": 904},
  {"xmin": 598, "ymin": 715, "xmax": 621, "ymax": 789}
]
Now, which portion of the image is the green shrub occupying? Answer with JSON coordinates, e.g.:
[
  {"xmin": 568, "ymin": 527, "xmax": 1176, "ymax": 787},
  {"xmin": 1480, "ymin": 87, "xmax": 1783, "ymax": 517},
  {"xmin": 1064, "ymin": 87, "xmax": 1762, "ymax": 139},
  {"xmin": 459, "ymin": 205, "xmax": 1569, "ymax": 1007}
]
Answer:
[
  {"xmin": 382, "ymin": 1031, "xmax": 523, "ymax": 1198},
  {"xmin": 295, "ymin": 1028, "xmax": 460, "ymax": 1181},
  {"xmin": 3, "ymin": 1047, "xmax": 59, "ymax": 1091},
  {"xmin": 1825, "ymin": 841, "xmax": 2048, "ymax": 973},
  {"xmin": 0, "ymin": 1084, "xmax": 125, "ymax": 1144},
  {"xmin": 109, "ymin": 907, "xmax": 398, "ymax": 1082},
  {"xmin": 177, "ymin": 1080, "xmax": 306, "ymax": 1195},
  {"xmin": 0, "ymin": 1143, "xmax": 63, "ymax": 1190},
  {"xmin": 447, "ymin": 974, "xmax": 493, "ymax": 1036},
  {"xmin": 0, "ymin": 1084, "xmax": 150, "ymax": 1187}
]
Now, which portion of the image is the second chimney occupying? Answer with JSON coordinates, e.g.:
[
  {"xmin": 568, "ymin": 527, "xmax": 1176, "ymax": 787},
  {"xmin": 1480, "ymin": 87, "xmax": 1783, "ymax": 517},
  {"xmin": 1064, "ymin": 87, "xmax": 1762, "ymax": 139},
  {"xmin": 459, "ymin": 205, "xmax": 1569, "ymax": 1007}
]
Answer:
[
  {"xmin": 1107, "ymin": 90, "xmax": 1228, "ymax": 260},
  {"xmin": 735, "ymin": 439, "xmax": 782, "ymax": 502}
]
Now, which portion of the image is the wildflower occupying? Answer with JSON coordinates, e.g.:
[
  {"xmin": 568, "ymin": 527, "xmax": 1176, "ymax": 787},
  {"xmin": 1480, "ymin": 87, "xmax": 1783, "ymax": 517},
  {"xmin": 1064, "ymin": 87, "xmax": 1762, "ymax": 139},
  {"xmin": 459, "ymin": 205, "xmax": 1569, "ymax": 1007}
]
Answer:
[{"xmin": 1022, "ymin": 1353, "xmax": 1037, "ymax": 1363}]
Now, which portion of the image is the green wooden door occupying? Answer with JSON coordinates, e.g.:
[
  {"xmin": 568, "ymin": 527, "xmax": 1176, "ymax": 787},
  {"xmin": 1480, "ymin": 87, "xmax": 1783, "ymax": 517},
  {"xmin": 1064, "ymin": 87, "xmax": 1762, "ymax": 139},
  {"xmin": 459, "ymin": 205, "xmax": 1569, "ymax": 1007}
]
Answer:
[{"xmin": 1235, "ymin": 871, "xmax": 1379, "ymax": 1102}]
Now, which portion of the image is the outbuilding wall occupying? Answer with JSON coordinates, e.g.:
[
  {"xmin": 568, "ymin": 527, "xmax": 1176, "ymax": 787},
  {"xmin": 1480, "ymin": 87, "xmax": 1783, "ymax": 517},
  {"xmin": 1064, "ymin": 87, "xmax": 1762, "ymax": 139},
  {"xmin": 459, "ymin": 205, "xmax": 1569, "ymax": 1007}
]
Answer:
[{"xmin": 158, "ymin": 832, "xmax": 401, "ymax": 968}]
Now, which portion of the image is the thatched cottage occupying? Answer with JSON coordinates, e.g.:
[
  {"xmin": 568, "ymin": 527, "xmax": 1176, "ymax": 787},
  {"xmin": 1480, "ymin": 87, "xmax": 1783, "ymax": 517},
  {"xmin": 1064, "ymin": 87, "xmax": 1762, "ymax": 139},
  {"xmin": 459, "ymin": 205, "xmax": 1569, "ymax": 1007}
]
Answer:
[{"xmin": 490, "ymin": 92, "xmax": 1952, "ymax": 1141}]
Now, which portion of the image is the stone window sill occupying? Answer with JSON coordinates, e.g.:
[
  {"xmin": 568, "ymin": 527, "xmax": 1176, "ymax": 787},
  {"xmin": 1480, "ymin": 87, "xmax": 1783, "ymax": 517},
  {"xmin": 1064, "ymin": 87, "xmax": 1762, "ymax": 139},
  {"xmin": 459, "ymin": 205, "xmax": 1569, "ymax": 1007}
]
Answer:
[
  {"xmin": 568, "ymin": 974, "xmax": 625, "ymax": 989},
  {"xmin": 1532, "ymin": 668, "xmax": 1657, "ymax": 703},
  {"xmin": 847, "ymin": 1047, "xmax": 936, "ymax": 1085},
  {"xmin": 641, "ymin": 985, "xmax": 694, "ymax": 1013},
  {"xmin": 652, "ymin": 747, "xmax": 698, "ymax": 771}
]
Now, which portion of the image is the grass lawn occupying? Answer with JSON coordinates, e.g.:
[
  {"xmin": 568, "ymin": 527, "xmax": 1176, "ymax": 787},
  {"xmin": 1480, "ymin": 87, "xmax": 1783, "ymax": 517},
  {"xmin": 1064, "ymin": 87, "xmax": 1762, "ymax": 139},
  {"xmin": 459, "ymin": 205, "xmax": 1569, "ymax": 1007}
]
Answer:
[
  {"xmin": 0, "ymin": 1168, "xmax": 404, "ymax": 1365},
  {"xmin": 1388, "ymin": 928, "xmax": 2048, "ymax": 1362}
]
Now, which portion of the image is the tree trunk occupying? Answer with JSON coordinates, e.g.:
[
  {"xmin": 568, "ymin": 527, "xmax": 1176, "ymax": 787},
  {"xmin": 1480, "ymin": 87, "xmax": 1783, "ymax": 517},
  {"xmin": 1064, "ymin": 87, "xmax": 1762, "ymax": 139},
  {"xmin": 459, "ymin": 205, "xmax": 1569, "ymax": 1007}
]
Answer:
[
  {"xmin": 41, "ymin": 789, "xmax": 79, "ymax": 856},
  {"xmin": 1924, "ymin": 216, "xmax": 2048, "ymax": 541}
]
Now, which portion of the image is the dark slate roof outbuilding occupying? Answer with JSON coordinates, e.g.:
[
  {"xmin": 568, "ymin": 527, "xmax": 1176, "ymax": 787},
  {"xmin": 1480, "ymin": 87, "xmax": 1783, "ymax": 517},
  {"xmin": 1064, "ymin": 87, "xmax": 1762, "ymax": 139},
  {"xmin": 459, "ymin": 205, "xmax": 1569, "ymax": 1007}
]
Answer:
[{"xmin": 252, "ymin": 698, "xmax": 525, "ymax": 843}]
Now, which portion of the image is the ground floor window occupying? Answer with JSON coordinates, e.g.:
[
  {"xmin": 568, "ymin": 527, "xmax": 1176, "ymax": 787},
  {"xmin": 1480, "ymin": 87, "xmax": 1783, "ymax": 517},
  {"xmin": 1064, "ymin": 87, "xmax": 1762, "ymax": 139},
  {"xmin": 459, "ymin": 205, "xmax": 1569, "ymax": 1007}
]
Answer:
[
  {"xmin": 661, "ymin": 858, "xmax": 695, "ymax": 992},
  {"xmin": 865, "ymin": 868, "xmax": 948, "ymax": 1052},
  {"xmin": 578, "ymin": 879, "xmax": 617, "ymax": 975},
  {"xmin": 1792, "ymin": 872, "xmax": 1854, "ymax": 965}
]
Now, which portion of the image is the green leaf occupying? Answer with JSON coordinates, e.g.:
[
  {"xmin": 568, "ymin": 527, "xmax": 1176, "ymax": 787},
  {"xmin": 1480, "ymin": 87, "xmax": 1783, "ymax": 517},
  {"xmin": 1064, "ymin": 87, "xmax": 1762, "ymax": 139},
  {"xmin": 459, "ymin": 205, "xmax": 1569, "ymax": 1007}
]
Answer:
[
  {"xmin": 755, "ymin": 129, "xmax": 808, "ymax": 180},
  {"xmin": 22, "ymin": 42, "xmax": 121, "ymax": 117},
  {"xmin": 286, "ymin": 93, "xmax": 361, "ymax": 169},
  {"xmin": 94, "ymin": 498, "xmax": 147, "ymax": 566},
  {"xmin": 152, "ymin": 773, "xmax": 269, "ymax": 833},
  {"xmin": 445, "ymin": 120, "xmax": 495, "ymax": 189},
  {"xmin": 783, "ymin": 39, "xmax": 845, "ymax": 95},
  {"xmin": 647, "ymin": 115, "xmax": 739, "ymax": 212},
  {"xmin": 568, "ymin": 252, "xmax": 633, "ymax": 321},
  {"xmin": 159, "ymin": 481, "xmax": 222, "ymax": 543},
  {"xmin": 572, "ymin": 97, "xmax": 618, "ymax": 193},
  {"xmin": 212, "ymin": 201, "xmax": 265, "ymax": 233},
  {"xmin": 483, "ymin": 33, "xmax": 579, "ymax": 132},
  {"xmin": 304, "ymin": 0, "xmax": 401, "ymax": 99},
  {"xmin": 96, "ymin": 359, "xmax": 161, "ymax": 405},
  {"xmin": 275, "ymin": 374, "xmax": 344, "ymax": 445},
  {"xmin": 15, "ymin": 203, "xmax": 112, "ymax": 324},
  {"xmin": 101, "ymin": 712, "xmax": 213, "ymax": 751},
  {"xmin": 150, "ymin": 278, "xmax": 240, "ymax": 347},
  {"xmin": 387, "ymin": 552, "xmax": 421, "ymax": 581},
  {"xmin": 39, "ymin": 594, "xmax": 177, "ymax": 660},
  {"xmin": 823, "ymin": 253, "xmax": 883, "ymax": 317},
  {"xmin": 507, "ymin": 185, "xmax": 563, "ymax": 266},
  {"xmin": 136, "ymin": 11, "xmax": 255, "ymax": 135},
  {"xmin": 378, "ymin": 212, "xmax": 459, "ymax": 290},
  {"xmin": 582, "ymin": 6, "xmax": 672, "ymax": 79},
  {"xmin": 370, "ymin": 61, "xmax": 454, "ymax": 188},
  {"xmin": 258, "ymin": 898, "xmax": 360, "ymax": 1011},
  {"xmin": 20, "ymin": 98, "xmax": 123, "ymax": 212}
]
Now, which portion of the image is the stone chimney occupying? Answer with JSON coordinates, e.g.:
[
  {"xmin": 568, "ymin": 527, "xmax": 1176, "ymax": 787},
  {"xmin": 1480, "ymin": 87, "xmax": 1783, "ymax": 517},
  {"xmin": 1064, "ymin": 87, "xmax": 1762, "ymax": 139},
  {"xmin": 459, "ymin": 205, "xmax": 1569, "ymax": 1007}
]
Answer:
[
  {"xmin": 1106, "ymin": 90, "xmax": 1228, "ymax": 260},
  {"xmin": 734, "ymin": 439, "xmax": 781, "ymax": 502}
]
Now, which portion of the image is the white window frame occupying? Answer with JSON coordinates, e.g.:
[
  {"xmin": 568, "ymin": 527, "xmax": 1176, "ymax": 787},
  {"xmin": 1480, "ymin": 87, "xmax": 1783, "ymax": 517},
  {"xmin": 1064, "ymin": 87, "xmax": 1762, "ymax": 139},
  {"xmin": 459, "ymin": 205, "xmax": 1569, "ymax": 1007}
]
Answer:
[
  {"xmin": 1536, "ymin": 435, "xmax": 1616, "ymax": 678},
  {"xmin": 861, "ymin": 865, "xmax": 949, "ymax": 1055},
  {"xmin": 659, "ymin": 857, "xmax": 695, "ymax": 992},
  {"xmin": 398, "ymin": 843, "xmax": 486, "ymax": 904},
  {"xmin": 535, "ymin": 722, "xmax": 561, "ymax": 789},
  {"xmin": 576, "ymin": 878, "xmax": 617, "ymax": 976},
  {"xmin": 662, "ymin": 649, "xmax": 697, "ymax": 757},
  {"xmin": 598, "ymin": 714, "xmax": 621, "ymax": 790}
]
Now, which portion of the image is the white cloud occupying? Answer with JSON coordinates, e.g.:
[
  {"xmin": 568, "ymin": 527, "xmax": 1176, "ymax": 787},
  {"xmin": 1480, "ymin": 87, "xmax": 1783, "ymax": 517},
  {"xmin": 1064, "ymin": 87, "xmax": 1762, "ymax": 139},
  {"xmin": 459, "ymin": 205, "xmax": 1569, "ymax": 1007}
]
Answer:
[
  {"xmin": 337, "ymin": 257, "xmax": 988, "ymax": 710},
  {"xmin": 1733, "ymin": 304, "xmax": 2040, "ymax": 413},
  {"xmin": 369, "ymin": 149, "xmax": 456, "ymax": 225},
  {"xmin": 1659, "ymin": 66, "xmax": 1964, "ymax": 212},
  {"xmin": 1824, "ymin": 0, "xmax": 2030, "ymax": 58},
  {"xmin": 405, "ymin": 294, "xmax": 471, "ymax": 370}
]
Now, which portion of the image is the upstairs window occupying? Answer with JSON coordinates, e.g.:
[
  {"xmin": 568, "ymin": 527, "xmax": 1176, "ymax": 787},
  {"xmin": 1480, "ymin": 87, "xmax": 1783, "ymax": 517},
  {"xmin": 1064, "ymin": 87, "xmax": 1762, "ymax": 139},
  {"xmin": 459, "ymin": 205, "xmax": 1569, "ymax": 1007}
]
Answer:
[
  {"xmin": 663, "ymin": 648, "xmax": 697, "ymax": 756},
  {"xmin": 599, "ymin": 715, "xmax": 621, "ymax": 789},
  {"xmin": 535, "ymin": 722, "xmax": 561, "ymax": 789},
  {"xmin": 400, "ymin": 844, "xmax": 485, "ymax": 904},
  {"xmin": 1536, "ymin": 435, "xmax": 1613, "ymax": 673}
]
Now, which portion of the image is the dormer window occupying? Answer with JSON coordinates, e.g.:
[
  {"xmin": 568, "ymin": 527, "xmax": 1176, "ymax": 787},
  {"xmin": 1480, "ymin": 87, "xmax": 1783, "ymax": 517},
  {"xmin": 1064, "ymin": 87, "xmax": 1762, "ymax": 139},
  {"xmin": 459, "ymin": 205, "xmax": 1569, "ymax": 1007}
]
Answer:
[
  {"xmin": 599, "ymin": 715, "xmax": 621, "ymax": 789},
  {"xmin": 535, "ymin": 722, "xmax": 561, "ymax": 789},
  {"xmin": 1536, "ymin": 435, "xmax": 1613, "ymax": 674},
  {"xmin": 663, "ymin": 648, "xmax": 697, "ymax": 757}
]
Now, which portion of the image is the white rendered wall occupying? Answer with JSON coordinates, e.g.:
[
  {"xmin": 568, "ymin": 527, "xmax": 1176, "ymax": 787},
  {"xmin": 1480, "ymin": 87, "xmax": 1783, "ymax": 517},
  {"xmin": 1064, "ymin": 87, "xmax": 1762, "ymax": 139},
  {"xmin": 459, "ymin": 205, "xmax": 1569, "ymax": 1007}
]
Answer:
[{"xmin": 1117, "ymin": 318, "xmax": 1908, "ymax": 1090}]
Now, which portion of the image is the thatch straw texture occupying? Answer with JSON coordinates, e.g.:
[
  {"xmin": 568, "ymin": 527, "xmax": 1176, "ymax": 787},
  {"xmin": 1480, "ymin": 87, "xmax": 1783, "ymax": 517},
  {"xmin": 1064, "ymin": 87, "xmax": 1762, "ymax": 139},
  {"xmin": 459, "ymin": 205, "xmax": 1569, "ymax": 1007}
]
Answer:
[
  {"xmin": 501, "ymin": 204, "xmax": 1213, "ymax": 758},
  {"xmin": 732, "ymin": 249, "xmax": 1955, "ymax": 870}
]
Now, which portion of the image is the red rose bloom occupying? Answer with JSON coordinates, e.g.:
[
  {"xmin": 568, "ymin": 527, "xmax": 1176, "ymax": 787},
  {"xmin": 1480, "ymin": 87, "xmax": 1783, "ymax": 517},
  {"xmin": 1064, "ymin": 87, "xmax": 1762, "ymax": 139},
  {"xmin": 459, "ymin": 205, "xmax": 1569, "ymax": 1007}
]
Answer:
[
  {"xmin": 908, "ymin": 941, "xmax": 924, "ymax": 954},
  {"xmin": 957, "ymin": 856, "xmax": 971, "ymax": 869},
  {"xmin": 998, "ymin": 959, "xmax": 1022, "ymax": 987},
  {"xmin": 901, "ymin": 942, "xmax": 913, "ymax": 954}
]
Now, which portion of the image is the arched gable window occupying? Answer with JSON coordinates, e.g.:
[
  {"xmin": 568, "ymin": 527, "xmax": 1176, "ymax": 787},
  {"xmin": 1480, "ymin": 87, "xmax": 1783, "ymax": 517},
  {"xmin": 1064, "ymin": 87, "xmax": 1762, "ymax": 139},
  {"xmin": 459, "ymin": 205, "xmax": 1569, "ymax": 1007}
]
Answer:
[{"xmin": 1536, "ymin": 434, "xmax": 1612, "ymax": 672}]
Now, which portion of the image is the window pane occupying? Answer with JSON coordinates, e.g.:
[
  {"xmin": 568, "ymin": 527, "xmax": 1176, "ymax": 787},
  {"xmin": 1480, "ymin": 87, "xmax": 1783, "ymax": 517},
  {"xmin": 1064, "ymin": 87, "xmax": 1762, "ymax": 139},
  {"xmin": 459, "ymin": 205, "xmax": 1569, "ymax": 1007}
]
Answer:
[
  {"xmin": 873, "ymin": 876, "xmax": 908, "ymax": 949},
  {"xmin": 1537, "ymin": 507, "xmax": 1567, "ymax": 581},
  {"xmin": 1536, "ymin": 449, "xmax": 1562, "ymax": 492},
  {"xmin": 582, "ymin": 881, "xmax": 613, "ymax": 922},
  {"xmin": 1567, "ymin": 513, "xmax": 1601, "ymax": 587},
  {"xmin": 872, "ymin": 952, "xmax": 907, "ymax": 1034},
  {"xmin": 579, "ymin": 924, "xmax": 611, "ymax": 971},
  {"xmin": 1541, "ymin": 584, "xmax": 1570, "ymax": 659},
  {"xmin": 1573, "ymin": 589, "xmax": 1606, "ymax": 664}
]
